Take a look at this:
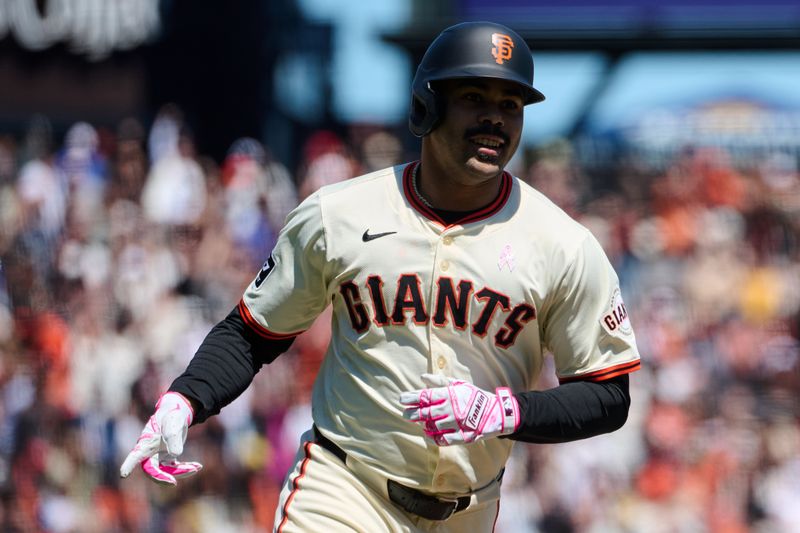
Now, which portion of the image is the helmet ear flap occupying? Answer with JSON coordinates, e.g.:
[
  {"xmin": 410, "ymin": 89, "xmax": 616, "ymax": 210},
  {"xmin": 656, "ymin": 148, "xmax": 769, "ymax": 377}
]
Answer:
[{"xmin": 409, "ymin": 82, "xmax": 443, "ymax": 137}]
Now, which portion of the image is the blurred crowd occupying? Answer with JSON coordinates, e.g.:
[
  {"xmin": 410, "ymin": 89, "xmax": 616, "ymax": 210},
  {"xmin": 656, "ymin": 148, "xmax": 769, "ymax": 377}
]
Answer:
[{"xmin": 0, "ymin": 107, "xmax": 797, "ymax": 532}]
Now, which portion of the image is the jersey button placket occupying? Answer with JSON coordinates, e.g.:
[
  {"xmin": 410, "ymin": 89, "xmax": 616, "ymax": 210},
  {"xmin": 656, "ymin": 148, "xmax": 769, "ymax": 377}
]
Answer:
[{"xmin": 431, "ymin": 232, "xmax": 453, "ymax": 374}]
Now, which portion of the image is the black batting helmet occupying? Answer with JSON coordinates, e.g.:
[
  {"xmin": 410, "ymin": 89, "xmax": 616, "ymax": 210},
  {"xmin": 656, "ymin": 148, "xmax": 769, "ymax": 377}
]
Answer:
[{"xmin": 409, "ymin": 21, "xmax": 545, "ymax": 137}]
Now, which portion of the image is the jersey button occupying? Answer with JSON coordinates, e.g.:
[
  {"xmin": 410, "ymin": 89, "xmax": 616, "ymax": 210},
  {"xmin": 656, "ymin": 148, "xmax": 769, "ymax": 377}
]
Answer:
[
  {"xmin": 440, "ymin": 260, "xmax": 450, "ymax": 271},
  {"xmin": 442, "ymin": 236, "xmax": 453, "ymax": 246},
  {"xmin": 437, "ymin": 356, "xmax": 446, "ymax": 369}
]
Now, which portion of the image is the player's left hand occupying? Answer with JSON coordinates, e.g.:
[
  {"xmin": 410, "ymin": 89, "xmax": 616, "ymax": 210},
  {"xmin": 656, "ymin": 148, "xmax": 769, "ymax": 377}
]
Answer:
[{"xmin": 400, "ymin": 373, "xmax": 520, "ymax": 446}]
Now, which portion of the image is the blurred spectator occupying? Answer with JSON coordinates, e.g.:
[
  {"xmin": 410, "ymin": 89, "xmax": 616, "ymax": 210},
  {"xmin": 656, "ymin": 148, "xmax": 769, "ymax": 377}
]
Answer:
[
  {"xmin": 54, "ymin": 122, "xmax": 108, "ymax": 230},
  {"xmin": 220, "ymin": 137, "xmax": 297, "ymax": 263},
  {"xmin": 297, "ymin": 130, "xmax": 361, "ymax": 199},
  {"xmin": 141, "ymin": 107, "xmax": 207, "ymax": 227},
  {"xmin": 524, "ymin": 139, "xmax": 587, "ymax": 218},
  {"xmin": 356, "ymin": 127, "xmax": 404, "ymax": 173},
  {"xmin": 14, "ymin": 116, "xmax": 65, "ymax": 286},
  {"xmin": 107, "ymin": 117, "xmax": 148, "ymax": 205}
]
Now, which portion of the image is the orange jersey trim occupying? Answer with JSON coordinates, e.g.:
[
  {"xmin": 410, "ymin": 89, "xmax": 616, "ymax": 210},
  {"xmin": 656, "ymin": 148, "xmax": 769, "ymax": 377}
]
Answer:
[
  {"xmin": 491, "ymin": 499, "xmax": 501, "ymax": 532},
  {"xmin": 558, "ymin": 359, "xmax": 641, "ymax": 384},
  {"xmin": 276, "ymin": 441, "xmax": 314, "ymax": 532},
  {"xmin": 237, "ymin": 299, "xmax": 304, "ymax": 340}
]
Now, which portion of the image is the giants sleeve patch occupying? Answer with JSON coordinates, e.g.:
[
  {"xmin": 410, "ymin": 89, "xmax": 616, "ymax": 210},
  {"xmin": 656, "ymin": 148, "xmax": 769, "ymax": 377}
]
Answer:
[
  {"xmin": 254, "ymin": 254, "xmax": 276, "ymax": 288},
  {"xmin": 600, "ymin": 288, "xmax": 632, "ymax": 336}
]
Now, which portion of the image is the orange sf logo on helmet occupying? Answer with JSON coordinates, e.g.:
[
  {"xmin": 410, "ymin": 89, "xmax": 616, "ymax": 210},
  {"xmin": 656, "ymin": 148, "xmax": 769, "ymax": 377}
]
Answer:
[{"xmin": 491, "ymin": 33, "xmax": 514, "ymax": 64}]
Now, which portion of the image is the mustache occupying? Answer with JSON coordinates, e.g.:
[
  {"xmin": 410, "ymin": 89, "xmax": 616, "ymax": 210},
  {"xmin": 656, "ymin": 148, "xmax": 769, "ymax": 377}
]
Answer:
[{"xmin": 463, "ymin": 125, "xmax": 509, "ymax": 144}]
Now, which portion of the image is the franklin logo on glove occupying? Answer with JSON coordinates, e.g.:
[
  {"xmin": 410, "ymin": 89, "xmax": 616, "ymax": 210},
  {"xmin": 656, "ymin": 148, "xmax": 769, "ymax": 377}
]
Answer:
[{"xmin": 467, "ymin": 393, "xmax": 487, "ymax": 428}]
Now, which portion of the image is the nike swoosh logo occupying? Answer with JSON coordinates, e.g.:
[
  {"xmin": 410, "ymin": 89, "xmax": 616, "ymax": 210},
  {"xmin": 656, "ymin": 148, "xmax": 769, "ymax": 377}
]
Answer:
[{"xmin": 362, "ymin": 229, "xmax": 397, "ymax": 242}]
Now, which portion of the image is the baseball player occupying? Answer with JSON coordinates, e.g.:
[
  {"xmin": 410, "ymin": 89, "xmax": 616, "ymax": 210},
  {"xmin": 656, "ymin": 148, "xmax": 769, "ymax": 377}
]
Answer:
[{"xmin": 121, "ymin": 21, "xmax": 640, "ymax": 532}]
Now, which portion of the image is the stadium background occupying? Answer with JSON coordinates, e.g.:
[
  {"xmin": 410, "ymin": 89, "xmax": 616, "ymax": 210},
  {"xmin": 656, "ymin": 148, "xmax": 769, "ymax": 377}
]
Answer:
[{"xmin": 1, "ymin": 0, "xmax": 799, "ymax": 531}]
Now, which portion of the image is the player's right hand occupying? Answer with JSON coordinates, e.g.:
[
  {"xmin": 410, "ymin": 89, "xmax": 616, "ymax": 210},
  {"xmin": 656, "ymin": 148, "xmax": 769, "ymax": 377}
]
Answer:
[
  {"xmin": 119, "ymin": 392, "xmax": 203, "ymax": 485},
  {"xmin": 400, "ymin": 374, "xmax": 520, "ymax": 446}
]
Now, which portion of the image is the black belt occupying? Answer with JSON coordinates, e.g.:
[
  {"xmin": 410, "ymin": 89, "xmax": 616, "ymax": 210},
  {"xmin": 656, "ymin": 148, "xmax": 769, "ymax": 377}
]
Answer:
[
  {"xmin": 313, "ymin": 425, "xmax": 347, "ymax": 463},
  {"xmin": 312, "ymin": 426, "xmax": 472, "ymax": 521}
]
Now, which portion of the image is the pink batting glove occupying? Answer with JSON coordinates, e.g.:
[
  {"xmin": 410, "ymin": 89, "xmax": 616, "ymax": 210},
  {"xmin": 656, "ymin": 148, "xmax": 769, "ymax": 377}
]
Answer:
[
  {"xmin": 119, "ymin": 392, "xmax": 203, "ymax": 485},
  {"xmin": 400, "ymin": 373, "xmax": 520, "ymax": 446}
]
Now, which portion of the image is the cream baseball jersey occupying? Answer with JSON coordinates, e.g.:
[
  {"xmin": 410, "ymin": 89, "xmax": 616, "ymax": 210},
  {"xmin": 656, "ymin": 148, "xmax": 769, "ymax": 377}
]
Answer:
[{"xmin": 241, "ymin": 162, "xmax": 640, "ymax": 495}]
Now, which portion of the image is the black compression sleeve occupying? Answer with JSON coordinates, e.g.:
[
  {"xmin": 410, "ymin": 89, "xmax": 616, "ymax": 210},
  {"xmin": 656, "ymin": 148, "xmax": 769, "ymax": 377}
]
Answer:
[
  {"xmin": 168, "ymin": 305, "xmax": 295, "ymax": 424},
  {"xmin": 506, "ymin": 374, "xmax": 631, "ymax": 443}
]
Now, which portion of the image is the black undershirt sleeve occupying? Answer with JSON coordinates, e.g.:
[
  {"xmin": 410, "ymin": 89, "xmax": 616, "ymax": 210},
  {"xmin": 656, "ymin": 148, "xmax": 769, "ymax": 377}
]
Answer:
[
  {"xmin": 505, "ymin": 374, "xmax": 631, "ymax": 443},
  {"xmin": 169, "ymin": 305, "xmax": 295, "ymax": 424}
]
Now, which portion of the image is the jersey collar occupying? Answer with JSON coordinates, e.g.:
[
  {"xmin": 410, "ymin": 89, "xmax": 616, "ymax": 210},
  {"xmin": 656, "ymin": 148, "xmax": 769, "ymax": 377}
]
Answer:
[{"xmin": 402, "ymin": 161, "xmax": 513, "ymax": 228}]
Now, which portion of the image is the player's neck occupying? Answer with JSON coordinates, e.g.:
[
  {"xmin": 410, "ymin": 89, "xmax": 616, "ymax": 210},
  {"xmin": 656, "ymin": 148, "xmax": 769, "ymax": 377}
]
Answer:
[{"xmin": 415, "ymin": 157, "xmax": 503, "ymax": 212}]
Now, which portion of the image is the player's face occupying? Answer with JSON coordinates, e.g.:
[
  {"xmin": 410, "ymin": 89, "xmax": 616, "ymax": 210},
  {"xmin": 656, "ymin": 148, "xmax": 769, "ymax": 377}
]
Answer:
[{"xmin": 426, "ymin": 78, "xmax": 525, "ymax": 184}]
